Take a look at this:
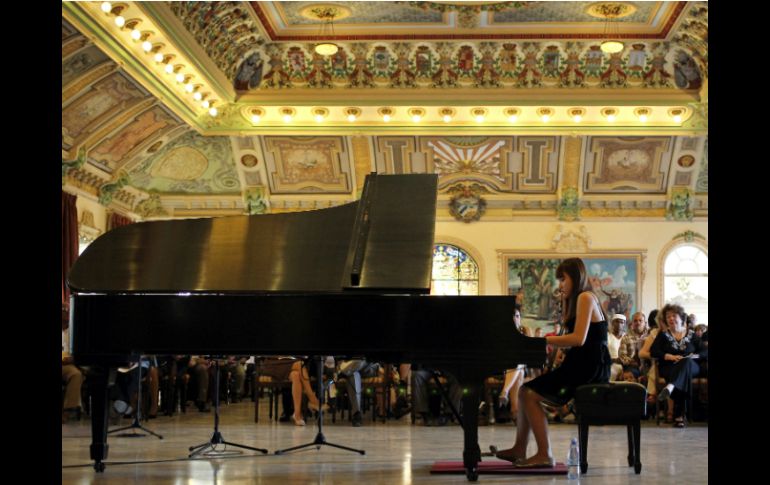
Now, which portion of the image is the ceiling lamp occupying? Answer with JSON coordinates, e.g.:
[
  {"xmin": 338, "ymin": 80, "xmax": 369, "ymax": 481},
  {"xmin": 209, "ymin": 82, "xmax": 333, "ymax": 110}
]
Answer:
[
  {"xmin": 312, "ymin": 107, "xmax": 329, "ymax": 123},
  {"xmin": 601, "ymin": 107, "xmax": 618, "ymax": 122},
  {"xmin": 536, "ymin": 107, "xmax": 554, "ymax": 123},
  {"xmin": 568, "ymin": 108, "xmax": 585, "ymax": 123},
  {"xmin": 345, "ymin": 107, "xmax": 361, "ymax": 122},
  {"xmin": 668, "ymin": 107, "xmax": 685, "ymax": 124},
  {"xmin": 378, "ymin": 107, "xmax": 394, "ymax": 123},
  {"xmin": 504, "ymin": 107, "xmax": 520, "ymax": 123},
  {"xmin": 594, "ymin": 3, "xmax": 630, "ymax": 54},
  {"xmin": 312, "ymin": 7, "xmax": 340, "ymax": 56},
  {"xmin": 471, "ymin": 108, "xmax": 487, "ymax": 123},
  {"xmin": 249, "ymin": 107, "xmax": 264, "ymax": 124},
  {"xmin": 634, "ymin": 107, "xmax": 651, "ymax": 122},
  {"xmin": 408, "ymin": 108, "xmax": 425, "ymax": 123},
  {"xmin": 439, "ymin": 108, "xmax": 455, "ymax": 123}
]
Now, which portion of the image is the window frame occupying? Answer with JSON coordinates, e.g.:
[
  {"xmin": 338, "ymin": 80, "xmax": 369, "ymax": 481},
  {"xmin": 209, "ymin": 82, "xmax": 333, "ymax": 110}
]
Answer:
[
  {"xmin": 431, "ymin": 241, "xmax": 481, "ymax": 295},
  {"xmin": 657, "ymin": 236, "xmax": 708, "ymax": 316}
]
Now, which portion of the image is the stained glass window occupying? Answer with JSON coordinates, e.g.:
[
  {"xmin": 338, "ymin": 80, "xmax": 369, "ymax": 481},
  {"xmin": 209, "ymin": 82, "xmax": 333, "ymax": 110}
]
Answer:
[
  {"xmin": 663, "ymin": 245, "xmax": 708, "ymax": 324},
  {"xmin": 431, "ymin": 244, "xmax": 479, "ymax": 295}
]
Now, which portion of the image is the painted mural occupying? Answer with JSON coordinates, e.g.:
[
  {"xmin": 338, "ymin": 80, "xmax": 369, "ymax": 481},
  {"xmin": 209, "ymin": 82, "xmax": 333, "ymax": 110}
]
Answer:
[
  {"xmin": 90, "ymin": 106, "xmax": 181, "ymax": 172},
  {"xmin": 420, "ymin": 136, "xmax": 513, "ymax": 192},
  {"xmin": 62, "ymin": 45, "xmax": 110, "ymax": 87},
  {"xmin": 263, "ymin": 137, "xmax": 350, "ymax": 194},
  {"xmin": 505, "ymin": 254, "xmax": 640, "ymax": 328},
  {"xmin": 129, "ymin": 131, "xmax": 240, "ymax": 194},
  {"xmin": 584, "ymin": 137, "xmax": 672, "ymax": 193},
  {"xmin": 62, "ymin": 72, "xmax": 147, "ymax": 141}
]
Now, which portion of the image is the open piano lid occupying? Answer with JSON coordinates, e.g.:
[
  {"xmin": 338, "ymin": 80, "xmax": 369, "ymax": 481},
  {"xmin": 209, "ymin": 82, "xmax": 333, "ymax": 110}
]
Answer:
[{"xmin": 67, "ymin": 173, "xmax": 438, "ymax": 295}]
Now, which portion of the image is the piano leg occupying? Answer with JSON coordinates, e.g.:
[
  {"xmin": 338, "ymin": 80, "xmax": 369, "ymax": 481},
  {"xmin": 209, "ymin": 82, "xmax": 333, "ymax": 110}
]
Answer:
[
  {"xmin": 88, "ymin": 366, "xmax": 110, "ymax": 472},
  {"xmin": 461, "ymin": 384, "xmax": 481, "ymax": 482}
]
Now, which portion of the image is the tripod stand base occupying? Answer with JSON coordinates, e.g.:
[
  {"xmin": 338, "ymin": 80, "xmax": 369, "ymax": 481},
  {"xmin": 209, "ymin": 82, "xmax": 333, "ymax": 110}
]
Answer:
[
  {"xmin": 188, "ymin": 430, "xmax": 269, "ymax": 458},
  {"xmin": 274, "ymin": 431, "xmax": 365, "ymax": 455},
  {"xmin": 107, "ymin": 418, "xmax": 164, "ymax": 439}
]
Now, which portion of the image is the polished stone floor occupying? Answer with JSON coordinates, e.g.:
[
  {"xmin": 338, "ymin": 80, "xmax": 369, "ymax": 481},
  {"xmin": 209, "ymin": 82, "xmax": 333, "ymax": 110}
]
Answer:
[{"xmin": 62, "ymin": 400, "xmax": 708, "ymax": 484}]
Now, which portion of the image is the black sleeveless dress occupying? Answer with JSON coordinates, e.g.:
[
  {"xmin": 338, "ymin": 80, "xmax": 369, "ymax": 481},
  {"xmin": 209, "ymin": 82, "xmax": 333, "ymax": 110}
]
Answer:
[{"xmin": 524, "ymin": 317, "xmax": 611, "ymax": 406}]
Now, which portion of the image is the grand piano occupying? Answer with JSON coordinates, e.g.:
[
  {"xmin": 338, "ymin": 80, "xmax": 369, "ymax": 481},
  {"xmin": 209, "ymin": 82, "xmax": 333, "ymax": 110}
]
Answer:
[{"xmin": 68, "ymin": 173, "xmax": 545, "ymax": 481}]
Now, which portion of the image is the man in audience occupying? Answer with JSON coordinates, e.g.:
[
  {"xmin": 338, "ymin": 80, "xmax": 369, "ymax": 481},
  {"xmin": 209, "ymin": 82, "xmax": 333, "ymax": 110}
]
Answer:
[
  {"xmin": 619, "ymin": 312, "xmax": 649, "ymax": 382},
  {"xmin": 608, "ymin": 314, "xmax": 627, "ymax": 381}
]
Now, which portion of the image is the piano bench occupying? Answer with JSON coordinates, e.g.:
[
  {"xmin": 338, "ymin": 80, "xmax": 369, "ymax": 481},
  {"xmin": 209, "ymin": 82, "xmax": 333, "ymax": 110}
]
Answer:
[{"xmin": 573, "ymin": 382, "xmax": 647, "ymax": 475}]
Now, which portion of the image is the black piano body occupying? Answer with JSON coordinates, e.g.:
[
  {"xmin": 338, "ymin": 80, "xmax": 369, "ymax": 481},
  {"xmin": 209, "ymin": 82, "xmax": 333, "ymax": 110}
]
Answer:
[{"xmin": 68, "ymin": 174, "xmax": 545, "ymax": 480}]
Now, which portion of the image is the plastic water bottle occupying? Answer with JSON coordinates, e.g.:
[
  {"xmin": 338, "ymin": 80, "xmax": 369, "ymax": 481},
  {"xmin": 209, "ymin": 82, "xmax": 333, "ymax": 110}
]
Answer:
[{"xmin": 567, "ymin": 437, "xmax": 580, "ymax": 480}]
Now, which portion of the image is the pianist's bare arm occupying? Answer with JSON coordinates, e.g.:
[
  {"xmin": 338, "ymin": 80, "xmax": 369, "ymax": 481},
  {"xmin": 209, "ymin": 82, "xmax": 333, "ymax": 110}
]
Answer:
[{"xmin": 544, "ymin": 291, "xmax": 600, "ymax": 349}]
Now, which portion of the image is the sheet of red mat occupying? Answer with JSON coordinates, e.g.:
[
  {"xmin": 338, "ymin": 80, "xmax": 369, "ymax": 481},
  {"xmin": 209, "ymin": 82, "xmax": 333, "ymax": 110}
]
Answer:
[{"xmin": 430, "ymin": 460, "xmax": 568, "ymax": 474}]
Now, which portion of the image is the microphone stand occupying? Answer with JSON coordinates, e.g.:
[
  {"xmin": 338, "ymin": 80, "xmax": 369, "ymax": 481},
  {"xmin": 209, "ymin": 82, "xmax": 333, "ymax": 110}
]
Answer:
[
  {"xmin": 189, "ymin": 358, "xmax": 268, "ymax": 457},
  {"xmin": 274, "ymin": 355, "xmax": 365, "ymax": 456},
  {"xmin": 108, "ymin": 355, "xmax": 163, "ymax": 439}
]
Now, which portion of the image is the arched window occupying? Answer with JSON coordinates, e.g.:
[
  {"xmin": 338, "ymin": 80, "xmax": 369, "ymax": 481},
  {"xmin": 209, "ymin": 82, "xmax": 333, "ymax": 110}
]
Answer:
[
  {"xmin": 663, "ymin": 244, "xmax": 708, "ymax": 324},
  {"xmin": 431, "ymin": 244, "xmax": 479, "ymax": 295}
]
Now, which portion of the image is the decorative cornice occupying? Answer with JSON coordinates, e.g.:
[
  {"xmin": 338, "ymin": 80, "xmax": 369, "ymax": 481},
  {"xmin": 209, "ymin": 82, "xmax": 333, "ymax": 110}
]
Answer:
[
  {"xmin": 666, "ymin": 187, "xmax": 694, "ymax": 221},
  {"xmin": 551, "ymin": 224, "xmax": 592, "ymax": 253},
  {"xmin": 558, "ymin": 186, "xmax": 580, "ymax": 221},
  {"xmin": 673, "ymin": 230, "xmax": 705, "ymax": 243}
]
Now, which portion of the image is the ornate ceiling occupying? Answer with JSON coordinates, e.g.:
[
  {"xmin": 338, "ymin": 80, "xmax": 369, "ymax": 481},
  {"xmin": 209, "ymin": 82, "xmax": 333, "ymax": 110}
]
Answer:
[{"xmin": 61, "ymin": 1, "xmax": 707, "ymax": 223}]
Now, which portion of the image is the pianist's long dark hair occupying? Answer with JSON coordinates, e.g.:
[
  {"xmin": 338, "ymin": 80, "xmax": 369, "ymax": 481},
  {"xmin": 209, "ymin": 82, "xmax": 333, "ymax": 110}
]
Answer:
[{"xmin": 556, "ymin": 257, "xmax": 593, "ymax": 323}]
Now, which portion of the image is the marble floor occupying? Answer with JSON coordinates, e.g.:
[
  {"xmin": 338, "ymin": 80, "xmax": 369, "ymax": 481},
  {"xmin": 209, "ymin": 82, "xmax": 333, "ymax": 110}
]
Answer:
[{"xmin": 62, "ymin": 400, "xmax": 708, "ymax": 484}]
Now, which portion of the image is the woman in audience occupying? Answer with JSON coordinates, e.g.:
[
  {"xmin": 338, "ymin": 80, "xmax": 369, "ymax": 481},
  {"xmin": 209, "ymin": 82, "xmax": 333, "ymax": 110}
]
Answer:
[
  {"xmin": 259, "ymin": 357, "xmax": 322, "ymax": 426},
  {"xmin": 495, "ymin": 258, "xmax": 611, "ymax": 468},
  {"xmin": 650, "ymin": 303, "xmax": 701, "ymax": 428},
  {"xmin": 639, "ymin": 309, "xmax": 664, "ymax": 405}
]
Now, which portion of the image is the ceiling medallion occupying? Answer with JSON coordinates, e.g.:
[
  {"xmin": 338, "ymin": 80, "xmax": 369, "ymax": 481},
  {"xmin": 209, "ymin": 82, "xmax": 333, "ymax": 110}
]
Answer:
[
  {"xmin": 585, "ymin": 2, "xmax": 637, "ymax": 19},
  {"xmin": 449, "ymin": 186, "xmax": 487, "ymax": 223},
  {"xmin": 300, "ymin": 4, "xmax": 352, "ymax": 21}
]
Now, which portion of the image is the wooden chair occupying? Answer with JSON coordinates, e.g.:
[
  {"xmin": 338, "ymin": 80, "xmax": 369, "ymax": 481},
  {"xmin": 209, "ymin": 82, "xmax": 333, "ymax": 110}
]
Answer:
[
  {"xmin": 253, "ymin": 373, "xmax": 291, "ymax": 423},
  {"xmin": 483, "ymin": 375, "xmax": 504, "ymax": 424}
]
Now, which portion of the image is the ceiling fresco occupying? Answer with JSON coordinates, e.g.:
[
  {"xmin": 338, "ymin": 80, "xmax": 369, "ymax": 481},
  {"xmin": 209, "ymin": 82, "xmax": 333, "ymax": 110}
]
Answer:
[{"xmin": 61, "ymin": 2, "xmax": 707, "ymax": 223}]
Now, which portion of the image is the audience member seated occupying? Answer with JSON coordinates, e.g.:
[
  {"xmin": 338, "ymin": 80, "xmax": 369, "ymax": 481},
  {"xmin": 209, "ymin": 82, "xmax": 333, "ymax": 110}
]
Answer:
[
  {"xmin": 186, "ymin": 355, "xmax": 212, "ymax": 412},
  {"xmin": 227, "ymin": 356, "xmax": 247, "ymax": 403},
  {"xmin": 619, "ymin": 312, "xmax": 649, "ymax": 382},
  {"xmin": 411, "ymin": 365, "xmax": 463, "ymax": 426},
  {"xmin": 110, "ymin": 358, "xmax": 150, "ymax": 417},
  {"xmin": 259, "ymin": 356, "xmax": 322, "ymax": 426},
  {"xmin": 650, "ymin": 303, "xmax": 701, "ymax": 428},
  {"xmin": 686, "ymin": 313, "xmax": 698, "ymax": 331},
  {"xmin": 62, "ymin": 305, "xmax": 83, "ymax": 423},
  {"xmin": 607, "ymin": 314, "xmax": 627, "ymax": 381},
  {"xmin": 693, "ymin": 324, "xmax": 708, "ymax": 412},
  {"xmin": 639, "ymin": 309, "xmax": 665, "ymax": 406},
  {"xmin": 337, "ymin": 359, "xmax": 381, "ymax": 426}
]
